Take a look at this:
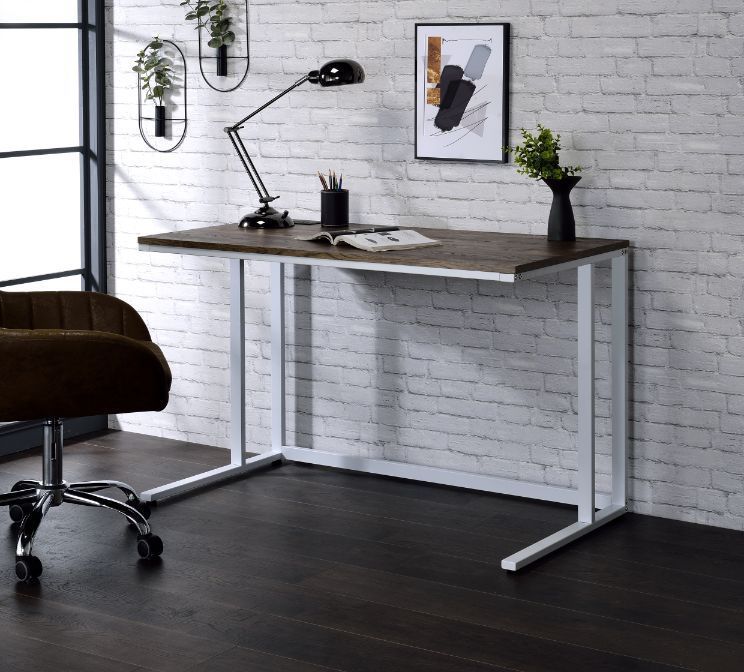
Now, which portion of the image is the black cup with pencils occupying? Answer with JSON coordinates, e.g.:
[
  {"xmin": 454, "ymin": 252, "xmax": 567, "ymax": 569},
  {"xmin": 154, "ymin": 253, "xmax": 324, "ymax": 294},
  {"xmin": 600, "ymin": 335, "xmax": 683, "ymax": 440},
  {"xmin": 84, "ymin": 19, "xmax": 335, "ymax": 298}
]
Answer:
[{"xmin": 318, "ymin": 170, "xmax": 348, "ymax": 228}]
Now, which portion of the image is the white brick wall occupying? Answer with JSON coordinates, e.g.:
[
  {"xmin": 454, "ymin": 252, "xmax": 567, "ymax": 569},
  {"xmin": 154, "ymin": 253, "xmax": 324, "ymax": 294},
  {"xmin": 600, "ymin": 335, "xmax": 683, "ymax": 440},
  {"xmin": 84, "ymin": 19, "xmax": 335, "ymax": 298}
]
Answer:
[{"xmin": 106, "ymin": 0, "xmax": 744, "ymax": 530}]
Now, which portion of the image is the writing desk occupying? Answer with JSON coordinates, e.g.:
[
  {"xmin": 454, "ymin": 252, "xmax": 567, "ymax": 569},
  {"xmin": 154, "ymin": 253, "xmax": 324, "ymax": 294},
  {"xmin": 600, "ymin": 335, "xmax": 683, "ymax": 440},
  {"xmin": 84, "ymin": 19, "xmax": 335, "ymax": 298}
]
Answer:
[{"xmin": 138, "ymin": 223, "xmax": 630, "ymax": 571}]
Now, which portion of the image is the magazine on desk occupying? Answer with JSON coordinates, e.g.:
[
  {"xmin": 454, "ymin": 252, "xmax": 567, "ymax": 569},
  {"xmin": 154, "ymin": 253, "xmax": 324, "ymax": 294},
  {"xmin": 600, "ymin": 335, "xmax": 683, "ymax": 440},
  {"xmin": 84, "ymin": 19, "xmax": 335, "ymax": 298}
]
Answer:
[{"xmin": 297, "ymin": 227, "xmax": 441, "ymax": 252}]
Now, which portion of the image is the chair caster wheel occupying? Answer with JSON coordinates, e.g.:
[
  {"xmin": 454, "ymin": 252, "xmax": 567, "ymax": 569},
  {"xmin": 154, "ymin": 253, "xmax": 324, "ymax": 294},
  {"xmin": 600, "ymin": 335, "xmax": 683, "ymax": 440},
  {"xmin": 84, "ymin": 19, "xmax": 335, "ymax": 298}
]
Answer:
[
  {"xmin": 137, "ymin": 533, "xmax": 163, "ymax": 559},
  {"xmin": 15, "ymin": 555, "xmax": 42, "ymax": 581},
  {"xmin": 9, "ymin": 503, "xmax": 33, "ymax": 523}
]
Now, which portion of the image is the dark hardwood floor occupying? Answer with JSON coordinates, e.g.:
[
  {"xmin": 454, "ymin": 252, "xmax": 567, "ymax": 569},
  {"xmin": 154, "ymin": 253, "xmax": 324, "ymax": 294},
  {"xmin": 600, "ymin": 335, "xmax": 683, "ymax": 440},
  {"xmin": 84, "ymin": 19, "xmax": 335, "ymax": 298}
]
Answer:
[{"xmin": 0, "ymin": 430, "xmax": 742, "ymax": 671}]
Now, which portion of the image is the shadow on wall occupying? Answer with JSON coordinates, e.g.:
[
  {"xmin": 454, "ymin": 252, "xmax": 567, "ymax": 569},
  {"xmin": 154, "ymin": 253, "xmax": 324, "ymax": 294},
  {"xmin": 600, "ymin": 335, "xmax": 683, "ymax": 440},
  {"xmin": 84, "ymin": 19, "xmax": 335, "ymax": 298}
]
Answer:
[{"xmin": 290, "ymin": 265, "xmax": 316, "ymax": 449}]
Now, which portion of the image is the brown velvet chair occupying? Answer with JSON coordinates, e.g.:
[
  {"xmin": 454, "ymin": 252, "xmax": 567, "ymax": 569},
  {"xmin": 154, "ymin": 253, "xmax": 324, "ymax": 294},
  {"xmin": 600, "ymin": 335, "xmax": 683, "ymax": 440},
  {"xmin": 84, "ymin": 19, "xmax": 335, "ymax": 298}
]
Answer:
[{"xmin": 0, "ymin": 290, "xmax": 171, "ymax": 581}]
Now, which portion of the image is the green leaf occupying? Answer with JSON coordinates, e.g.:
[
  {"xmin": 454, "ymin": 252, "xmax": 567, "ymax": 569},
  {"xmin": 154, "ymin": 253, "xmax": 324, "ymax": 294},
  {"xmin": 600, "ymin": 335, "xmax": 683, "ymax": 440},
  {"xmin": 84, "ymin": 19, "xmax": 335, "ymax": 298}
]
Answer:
[
  {"xmin": 197, "ymin": 6, "xmax": 210, "ymax": 16},
  {"xmin": 153, "ymin": 85, "xmax": 164, "ymax": 97},
  {"xmin": 185, "ymin": 11, "xmax": 197, "ymax": 20},
  {"xmin": 208, "ymin": 37, "xmax": 222, "ymax": 48},
  {"xmin": 222, "ymin": 31, "xmax": 235, "ymax": 44}
]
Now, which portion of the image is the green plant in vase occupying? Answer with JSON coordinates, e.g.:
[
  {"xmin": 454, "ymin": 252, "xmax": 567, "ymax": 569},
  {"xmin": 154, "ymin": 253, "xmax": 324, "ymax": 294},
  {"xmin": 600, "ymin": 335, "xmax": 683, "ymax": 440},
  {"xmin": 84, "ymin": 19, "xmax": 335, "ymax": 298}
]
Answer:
[
  {"xmin": 506, "ymin": 125, "xmax": 583, "ymax": 241},
  {"xmin": 132, "ymin": 37, "xmax": 173, "ymax": 138},
  {"xmin": 182, "ymin": 0, "xmax": 235, "ymax": 77}
]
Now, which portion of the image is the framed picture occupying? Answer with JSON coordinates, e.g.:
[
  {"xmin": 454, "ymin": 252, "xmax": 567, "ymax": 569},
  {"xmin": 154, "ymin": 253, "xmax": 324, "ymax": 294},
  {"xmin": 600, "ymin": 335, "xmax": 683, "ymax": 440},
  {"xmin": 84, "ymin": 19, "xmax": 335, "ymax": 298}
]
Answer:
[{"xmin": 415, "ymin": 23, "xmax": 510, "ymax": 163}]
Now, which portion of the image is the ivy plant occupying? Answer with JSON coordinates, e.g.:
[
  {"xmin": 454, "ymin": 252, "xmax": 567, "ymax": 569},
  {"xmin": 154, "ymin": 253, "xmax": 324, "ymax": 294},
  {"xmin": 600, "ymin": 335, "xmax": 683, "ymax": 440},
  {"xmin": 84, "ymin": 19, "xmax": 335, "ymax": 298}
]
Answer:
[
  {"xmin": 506, "ymin": 125, "xmax": 582, "ymax": 181},
  {"xmin": 132, "ymin": 37, "xmax": 173, "ymax": 106},
  {"xmin": 182, "ymin": 0, "xmax": 235, "ymax": 49}
]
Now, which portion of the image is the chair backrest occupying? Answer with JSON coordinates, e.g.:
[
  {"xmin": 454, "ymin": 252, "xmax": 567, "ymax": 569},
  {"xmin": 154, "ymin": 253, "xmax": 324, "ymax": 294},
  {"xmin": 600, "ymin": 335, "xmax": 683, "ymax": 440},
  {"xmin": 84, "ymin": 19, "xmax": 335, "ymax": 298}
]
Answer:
[{"xmin": 0, "ymin": 291, "xmax": 150, "ymax": 340}]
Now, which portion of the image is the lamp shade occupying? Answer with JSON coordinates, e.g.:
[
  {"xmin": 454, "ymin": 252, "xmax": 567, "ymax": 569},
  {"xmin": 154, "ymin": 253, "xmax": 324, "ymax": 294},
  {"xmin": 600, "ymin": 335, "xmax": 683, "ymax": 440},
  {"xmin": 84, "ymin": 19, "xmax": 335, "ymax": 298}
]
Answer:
[{"xmin": 309, "ymin": 59, "xmax": 365, "ymax": 87}]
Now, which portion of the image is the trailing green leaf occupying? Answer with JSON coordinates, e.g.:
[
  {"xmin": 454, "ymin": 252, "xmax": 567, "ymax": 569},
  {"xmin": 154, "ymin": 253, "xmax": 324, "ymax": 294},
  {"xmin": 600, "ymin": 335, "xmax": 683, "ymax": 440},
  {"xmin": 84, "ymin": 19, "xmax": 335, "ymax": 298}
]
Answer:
[
  {"xmin": 504, "ymin": 125, "xmax": 583, "ymax": 181},
  {"xmin": 182, "ymin": 0, "xmax": 233, "ymax": 48},
  {"xmin": 132, "ymin": 35, "xmax": 173, "ymax": 106}
]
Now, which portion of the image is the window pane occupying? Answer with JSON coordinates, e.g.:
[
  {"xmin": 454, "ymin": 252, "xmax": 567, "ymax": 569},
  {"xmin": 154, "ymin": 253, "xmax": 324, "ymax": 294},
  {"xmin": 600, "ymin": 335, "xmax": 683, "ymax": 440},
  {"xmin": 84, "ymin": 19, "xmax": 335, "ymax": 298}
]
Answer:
[
  {"xmin": 0, "ymin": 2, "xmax": 78, "ymax": 23},
  {"xmin": 0, "ymin": 29, "xmax": 80, "ymax": 152},
  {"xmin": 0, "ymin": 154, "xmax": 82, "ymax": 282},
  {"xmin": 1, "ymin": 275, "xmax": 81, "ymax": 292}
]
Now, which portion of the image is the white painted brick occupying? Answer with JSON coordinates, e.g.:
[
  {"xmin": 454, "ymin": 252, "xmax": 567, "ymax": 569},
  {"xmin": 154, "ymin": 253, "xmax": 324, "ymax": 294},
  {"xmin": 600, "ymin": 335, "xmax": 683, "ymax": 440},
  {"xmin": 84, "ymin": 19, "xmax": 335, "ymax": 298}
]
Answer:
[{"xmin": 108, "ymin": 1, "xmax": 744, "ymax": 531}]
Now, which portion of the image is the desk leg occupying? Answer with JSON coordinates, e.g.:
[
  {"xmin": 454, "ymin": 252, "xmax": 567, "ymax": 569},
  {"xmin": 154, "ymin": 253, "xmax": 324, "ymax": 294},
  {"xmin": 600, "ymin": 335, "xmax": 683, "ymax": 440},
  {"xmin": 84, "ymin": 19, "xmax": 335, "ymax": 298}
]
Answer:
[
  {"xmin": 501, "ymin": 260, "xmax": 626, "ymax": 570},
  {"xmin": 271, "ymin": 262, "xmax": 286, "ymax": 451},
  {"xmin": 577, "ymin": 263, "xmax": 595, "ymax": 524},
  {"xmin": 141, "ymin": 259, "xmax": 283, "ymax": 503},
  {"xmin": 230, "ymin": 258, "xmax": 247, "ymax": 463},
  {"xmin": 611, "ymin": 251, "xmax": 628, "ymax": 506}
]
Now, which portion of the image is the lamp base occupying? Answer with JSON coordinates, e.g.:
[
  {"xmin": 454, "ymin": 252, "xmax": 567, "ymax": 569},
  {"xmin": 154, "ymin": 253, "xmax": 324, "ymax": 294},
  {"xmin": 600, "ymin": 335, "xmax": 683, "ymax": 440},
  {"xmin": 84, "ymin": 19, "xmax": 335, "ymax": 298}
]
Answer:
[{"xmin": 239, "ymin": 205, "xmax": 294, "ymax": 229}]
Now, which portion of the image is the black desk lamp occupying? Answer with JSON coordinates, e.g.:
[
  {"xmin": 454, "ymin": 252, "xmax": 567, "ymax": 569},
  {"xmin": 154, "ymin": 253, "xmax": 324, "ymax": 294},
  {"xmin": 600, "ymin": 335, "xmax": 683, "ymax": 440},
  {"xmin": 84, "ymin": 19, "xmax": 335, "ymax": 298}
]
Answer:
[{"xmin": 225, "ymin": 59, "xmax": 365, "ymax": 229}]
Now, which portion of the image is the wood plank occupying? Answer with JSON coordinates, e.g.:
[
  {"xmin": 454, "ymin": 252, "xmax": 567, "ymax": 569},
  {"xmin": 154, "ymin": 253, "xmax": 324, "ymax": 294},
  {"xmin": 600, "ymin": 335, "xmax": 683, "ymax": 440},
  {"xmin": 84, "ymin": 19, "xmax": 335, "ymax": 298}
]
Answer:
[
  {"xmin": 274, "ymin": 462, "xmax": 575, "ymax": 524},
  {"xmin": 13, "ymin": 531, "xmax": 687, "ymax": 672},
  {"xmin": 187, "ymin": 646, "xmax": 343, "ymax": 672},
  {"xmin": 1, "ymin": 432, "xmax": 742, "ymax": 672},
  {"xmin": 0, "ymin": 592, "xmax": 231, "ymax": 672},
  {"xmin": 163, "ymin": 481, "xmax": 744, "ymax": 653},
  {"xmin": 139, "ymin": 223, "xmax": 629, "ymax": 276},
  {"xmin": 15, "ymin": 568, "xmax": 514, "ymax": 672},
  {"xmin": 0, "ymin": 627, "xmax": 141, "ymax": 672},
  {"xmin": 3, "ymin": 481, "xmax": 718, "ymax": 671},
  {"xmin": 267, "ymin": 465, "xmax": 744, "ymax": 587}
]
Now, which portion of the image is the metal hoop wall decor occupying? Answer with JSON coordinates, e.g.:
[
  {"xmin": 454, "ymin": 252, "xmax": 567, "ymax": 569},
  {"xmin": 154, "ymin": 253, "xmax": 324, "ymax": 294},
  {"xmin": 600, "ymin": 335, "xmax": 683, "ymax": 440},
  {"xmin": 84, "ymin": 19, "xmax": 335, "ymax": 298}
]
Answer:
[
  {"xmin": 198, "ymin": 0, "xmax": 250, "ymax": 92},
  {"xmin": 137, "ymin": 39, "xmax": 188, "ymax": 152}
]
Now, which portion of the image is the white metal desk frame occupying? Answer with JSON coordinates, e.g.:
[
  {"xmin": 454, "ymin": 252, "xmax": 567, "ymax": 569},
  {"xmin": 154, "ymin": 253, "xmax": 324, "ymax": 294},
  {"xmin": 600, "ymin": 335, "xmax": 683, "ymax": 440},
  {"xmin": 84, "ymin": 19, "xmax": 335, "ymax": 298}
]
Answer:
[{"xmin": 139, "ymin": 243, "xmax": 629, "ymax": 571}]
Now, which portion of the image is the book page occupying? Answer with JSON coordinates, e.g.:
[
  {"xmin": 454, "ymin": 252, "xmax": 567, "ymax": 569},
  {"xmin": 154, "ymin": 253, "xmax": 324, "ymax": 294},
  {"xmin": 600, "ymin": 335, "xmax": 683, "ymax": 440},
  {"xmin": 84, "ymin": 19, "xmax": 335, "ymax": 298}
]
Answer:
[{"xmin": 335, "ymin": 230, "xmax": 441, "ymax": 252}]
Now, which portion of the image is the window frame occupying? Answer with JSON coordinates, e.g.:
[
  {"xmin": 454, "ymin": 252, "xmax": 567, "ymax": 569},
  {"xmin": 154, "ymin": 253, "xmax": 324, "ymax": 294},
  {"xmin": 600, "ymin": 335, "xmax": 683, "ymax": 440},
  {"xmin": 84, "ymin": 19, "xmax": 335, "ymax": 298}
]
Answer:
[{"xmin": 0, "ymin": 0, "xmax": 108, "ymax": 454}]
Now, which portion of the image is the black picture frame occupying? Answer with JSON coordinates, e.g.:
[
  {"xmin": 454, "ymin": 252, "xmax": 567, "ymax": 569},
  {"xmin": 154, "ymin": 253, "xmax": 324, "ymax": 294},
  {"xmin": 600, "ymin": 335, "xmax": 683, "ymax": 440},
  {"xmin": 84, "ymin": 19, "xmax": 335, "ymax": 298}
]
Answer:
[{"xmin": 414, "ymin": 22, "xmax": 510, "ymax": 163}]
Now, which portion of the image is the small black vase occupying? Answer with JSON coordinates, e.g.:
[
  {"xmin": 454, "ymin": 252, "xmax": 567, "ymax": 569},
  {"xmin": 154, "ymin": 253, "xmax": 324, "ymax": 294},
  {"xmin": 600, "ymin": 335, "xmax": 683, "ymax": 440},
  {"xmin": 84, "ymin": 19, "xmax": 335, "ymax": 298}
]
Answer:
[
  {"xmin": 154, "ymin": 105, "xmax": 166, "ymax": 138},
  {"xmin": 543, "ymin": 175, "xmax": 581, "ymax": 242},
  {"xmin": 216, "ymin": 44, "xmax": 228, "ymax": 77}
]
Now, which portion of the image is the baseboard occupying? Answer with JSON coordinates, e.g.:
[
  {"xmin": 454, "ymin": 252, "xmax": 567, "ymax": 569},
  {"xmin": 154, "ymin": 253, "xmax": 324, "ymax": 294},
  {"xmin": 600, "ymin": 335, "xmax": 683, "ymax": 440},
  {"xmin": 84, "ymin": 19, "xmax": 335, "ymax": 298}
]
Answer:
[{"xmin": 0, "ymin": 416, "xmax": 108, "ymax": 457}]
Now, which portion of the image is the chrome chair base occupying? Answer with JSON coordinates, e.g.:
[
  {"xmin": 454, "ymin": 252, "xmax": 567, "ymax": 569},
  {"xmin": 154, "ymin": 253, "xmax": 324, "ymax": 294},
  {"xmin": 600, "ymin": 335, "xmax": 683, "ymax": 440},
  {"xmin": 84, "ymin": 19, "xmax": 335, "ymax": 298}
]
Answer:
[{"xmin": 0, "ymin": 419, "xmax": 163, "ymax": 581}]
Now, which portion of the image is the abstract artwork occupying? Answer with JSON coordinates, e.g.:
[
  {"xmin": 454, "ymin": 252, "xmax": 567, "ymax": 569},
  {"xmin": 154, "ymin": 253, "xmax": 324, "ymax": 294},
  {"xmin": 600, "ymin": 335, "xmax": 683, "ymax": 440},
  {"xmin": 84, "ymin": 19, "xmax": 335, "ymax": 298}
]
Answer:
[{"xmin": 415, "ymin": 23, "xmax": 510, "ymax": 162}]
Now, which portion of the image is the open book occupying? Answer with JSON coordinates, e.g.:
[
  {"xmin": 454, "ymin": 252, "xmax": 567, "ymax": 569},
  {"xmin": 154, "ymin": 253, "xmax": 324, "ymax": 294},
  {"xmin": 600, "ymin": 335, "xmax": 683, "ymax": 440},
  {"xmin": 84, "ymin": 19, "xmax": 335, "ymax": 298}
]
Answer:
[{"xmin": 297, "ymin": 227, "xmax": 441, "ymax": 252}]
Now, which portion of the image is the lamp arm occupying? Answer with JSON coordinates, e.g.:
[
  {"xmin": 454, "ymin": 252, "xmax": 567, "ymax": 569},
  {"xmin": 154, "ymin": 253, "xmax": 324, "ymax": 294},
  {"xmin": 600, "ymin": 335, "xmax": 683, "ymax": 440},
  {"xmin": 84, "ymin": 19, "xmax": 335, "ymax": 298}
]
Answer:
[
  {"xmin": 224, "ymin": 74, "xmax": 311, "ymax": 205},
  {"xmin": 228, "ymin": 74, "xmax": 310, "ymax": 131}
]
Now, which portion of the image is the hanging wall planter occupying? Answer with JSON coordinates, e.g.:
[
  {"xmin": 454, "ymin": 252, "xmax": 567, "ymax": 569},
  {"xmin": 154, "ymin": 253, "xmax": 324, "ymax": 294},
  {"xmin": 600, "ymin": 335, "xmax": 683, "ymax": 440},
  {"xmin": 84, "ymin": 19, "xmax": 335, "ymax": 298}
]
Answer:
[
  {"xmin": 134, "ymin": 37, "xmax": 188, "ymax": 152},
  {"xmin": 182, "ymin": 0, "xmax": 250, "ymax": 92}
]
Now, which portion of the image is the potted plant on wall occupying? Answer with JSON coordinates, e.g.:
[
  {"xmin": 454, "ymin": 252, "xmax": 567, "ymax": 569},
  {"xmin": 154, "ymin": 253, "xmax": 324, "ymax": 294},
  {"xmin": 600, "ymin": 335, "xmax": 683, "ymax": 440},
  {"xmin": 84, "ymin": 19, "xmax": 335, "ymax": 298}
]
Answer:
[
  {"xmin": 182, "ymin": 0, "xmax": 235, "ymax": 77},
  {"xmin": 132, "ymin": 37, "xmax": 173, "ymax": 137},
  {"xmin": 507, "ymin": 125, "xmax": 583, "ymax": 241}
]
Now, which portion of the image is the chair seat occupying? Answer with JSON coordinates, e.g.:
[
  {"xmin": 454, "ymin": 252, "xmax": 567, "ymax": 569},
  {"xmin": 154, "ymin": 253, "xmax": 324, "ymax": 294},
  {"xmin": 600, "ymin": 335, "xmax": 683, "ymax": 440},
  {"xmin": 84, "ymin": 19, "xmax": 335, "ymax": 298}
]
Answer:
[{"xmin": 0, "ymin": 291, "xmax": 171, "ymax": 421}]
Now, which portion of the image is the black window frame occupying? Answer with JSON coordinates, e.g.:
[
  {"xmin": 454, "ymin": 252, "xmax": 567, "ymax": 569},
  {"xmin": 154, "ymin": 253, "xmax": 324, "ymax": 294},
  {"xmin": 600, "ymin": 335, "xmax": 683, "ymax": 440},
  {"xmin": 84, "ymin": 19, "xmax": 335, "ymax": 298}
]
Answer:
[{"xmin": 0, "ymin": 0, "xmax": 108, "ymax": 455}]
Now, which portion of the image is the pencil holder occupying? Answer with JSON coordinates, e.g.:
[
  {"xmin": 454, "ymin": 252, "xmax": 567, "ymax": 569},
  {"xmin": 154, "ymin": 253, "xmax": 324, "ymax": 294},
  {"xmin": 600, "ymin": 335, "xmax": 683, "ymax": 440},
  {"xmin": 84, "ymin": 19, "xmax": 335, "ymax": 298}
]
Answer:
[{"xmin": 320, "ymin": 189, "xmax": 349, "ymax": 228}]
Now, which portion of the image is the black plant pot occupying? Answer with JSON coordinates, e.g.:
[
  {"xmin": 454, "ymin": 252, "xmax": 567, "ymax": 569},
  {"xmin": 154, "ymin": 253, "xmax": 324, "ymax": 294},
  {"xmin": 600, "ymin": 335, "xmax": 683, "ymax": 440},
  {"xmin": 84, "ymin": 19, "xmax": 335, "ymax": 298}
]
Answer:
[
  {"xmin": 543, "ymin": 176, "xmax": 581, "ymax": 242},
  {"xmin": 154, "ymin": 105, "xmax": 166, "ymax": 138},
  {"xmin": 216, "ymin": 44, "xmax": 228, "ymax": 77}
]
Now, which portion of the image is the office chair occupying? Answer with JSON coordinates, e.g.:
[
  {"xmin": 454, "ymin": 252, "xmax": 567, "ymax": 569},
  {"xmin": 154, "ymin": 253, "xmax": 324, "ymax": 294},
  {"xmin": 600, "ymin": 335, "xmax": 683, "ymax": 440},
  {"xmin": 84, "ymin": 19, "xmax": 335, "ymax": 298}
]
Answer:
[{"xmin": 0, "ymin": 290, "xmax": 171, "ymax": 581}]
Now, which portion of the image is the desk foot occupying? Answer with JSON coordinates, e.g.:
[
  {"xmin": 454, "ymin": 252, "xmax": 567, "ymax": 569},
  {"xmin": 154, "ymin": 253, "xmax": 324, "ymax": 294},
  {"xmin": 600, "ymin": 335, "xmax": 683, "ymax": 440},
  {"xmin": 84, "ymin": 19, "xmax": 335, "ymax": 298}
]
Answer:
[
  {"xmin": 501, "ymin": 503, "xmax": 626, "ymax": 571},
  {"xmin": 141, "ymin": 451, "xmax": 283, "ymax": 503}
]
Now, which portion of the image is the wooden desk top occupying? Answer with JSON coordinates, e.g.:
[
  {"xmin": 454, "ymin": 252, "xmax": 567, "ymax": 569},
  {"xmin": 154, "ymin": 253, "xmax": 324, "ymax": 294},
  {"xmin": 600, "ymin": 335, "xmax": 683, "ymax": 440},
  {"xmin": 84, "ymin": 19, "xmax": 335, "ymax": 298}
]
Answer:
[{"xmin": 139, "ymin": 222, "xmax": 629, "ymax": 277}]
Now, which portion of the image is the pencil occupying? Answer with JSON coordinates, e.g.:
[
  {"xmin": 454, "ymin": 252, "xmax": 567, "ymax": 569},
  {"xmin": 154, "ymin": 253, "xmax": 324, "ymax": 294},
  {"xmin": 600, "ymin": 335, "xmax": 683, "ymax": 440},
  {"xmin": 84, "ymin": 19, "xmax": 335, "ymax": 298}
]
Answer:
[{"xmin": 318, "ymin": 171, "xmax": 329, "ymax": 190}]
